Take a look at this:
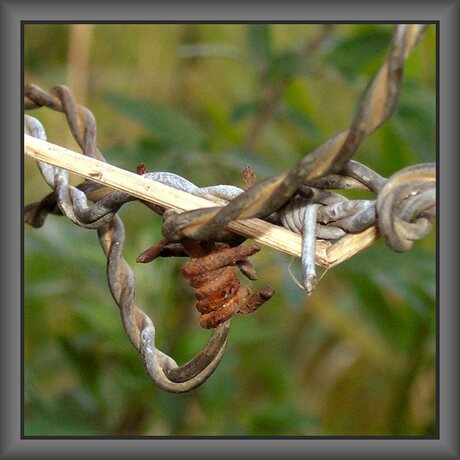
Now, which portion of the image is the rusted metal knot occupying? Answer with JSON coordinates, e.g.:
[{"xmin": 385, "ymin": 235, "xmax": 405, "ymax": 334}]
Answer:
[{"xmin": 137, "ymin": 236, "xmax": 274, "ymax": 329}]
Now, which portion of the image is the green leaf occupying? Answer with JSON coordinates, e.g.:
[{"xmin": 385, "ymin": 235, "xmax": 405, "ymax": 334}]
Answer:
[
  {"xmin": 230, "ymin": 101, "xmax": 260, "ymax": 123},
  {"xmin": 247, "ymin": 24, "xmax": 272, "ymax": 67},
  {"xmin": 269, "ymin": 50, "xmax": 306, "ymax": 79},
  {"xmin": 322, "ymin": 27, "xmax": 392, "ymax": 81},
  {"xmin": 247, "ymin": 402, "xmax": 309, "ymax": 435},
  {"xmin": 280, "ymin": 103, "xmax": 320, "ymax": 138},
  {"xmin": 105, "ymin": 92, "xmax": 205, "ymax": 149},
  {"xmin": 392, "ymin": 81, "xmax": 436, "ymax": 163},
  {"xmin": 25, "ymin": 389, "xmax": 100, "ymax": 436}
]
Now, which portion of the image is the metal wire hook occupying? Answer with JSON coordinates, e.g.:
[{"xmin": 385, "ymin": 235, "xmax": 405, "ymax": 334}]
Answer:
[
  {"xmin": 98, "ymin": 213, "xmax": 233, "ymax": 392},
  {"xmin": 140, "ymin": 321, "xmax": 229, "ymax": 393},
  {"xmin": 24, "ymin": 24, "xmax": 434, "ymax": 393},
  {"xmin": 25, "ymin": 104, "xmax": 233, "ymax": 393}
]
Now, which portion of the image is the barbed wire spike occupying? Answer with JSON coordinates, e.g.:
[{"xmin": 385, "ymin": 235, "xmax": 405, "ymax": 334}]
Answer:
[{"xmin": 24, "ymin": 23, "xmax": 435, "ymax": 393}]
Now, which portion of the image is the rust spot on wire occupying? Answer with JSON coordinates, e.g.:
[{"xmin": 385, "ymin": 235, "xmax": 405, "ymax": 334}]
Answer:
[
  {"xmin": 24, "ymin": 24, "xmax": 434, "ymax": 393},
  {"xmin": 138, "ymin": 238, "xmax": 274, "ymax": 329},
  {"xmin": 136, "ymin": 163, "xmax": 148, "ymax": 175}
]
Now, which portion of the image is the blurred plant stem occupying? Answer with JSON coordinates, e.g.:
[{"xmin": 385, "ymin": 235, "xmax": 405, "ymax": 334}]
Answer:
[
  {"xmin": 24, "ymin": 23, "xmax": 436, "ymax": 437},
  {"xmin": 66, "ymin": 24, "xmax": 94, "ymax": 148},
  {"xmin": 388, "ymin": 315, "xmax": 434, "ymax": 435},
  {"xmin": 243, "ymin": 78, "xmax": 288, "ymax": 152},
  {"xmin": 67, "ymin": 24, "xmax": 94, "ymax": 104},
  {"xmin": 243, "ymin": 24, "xmax": 334, "ymax": 152}
]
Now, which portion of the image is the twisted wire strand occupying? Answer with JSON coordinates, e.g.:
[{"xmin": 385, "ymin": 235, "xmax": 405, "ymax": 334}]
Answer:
[
  {"xmin": 25, "ymin": 85, "xmax": 114, "ymax": 229},
  {"xmin": 97, "ymin": 214, "xmax": 231, "ymax": 392},
  {"xmin": 376, "ymin": 163, "xmax": 436, "ymax": 252},
  {"xmin": 24, "ymin": 23, "xmax": 435, "ymax": 391},
  {"xmin": 25, "ymin": 106, "xmax": 436, "ymax": 291},
  {"xmin": 278, "ymin": 161, "xmax": 435, "ymax": 291},
  {"xmin": 24, "ymin": 110, "xmax": 233, "ymax": 393},
  {"xmin": 161, "ymin": 24, "xmax": 428, "ymax": 242}
]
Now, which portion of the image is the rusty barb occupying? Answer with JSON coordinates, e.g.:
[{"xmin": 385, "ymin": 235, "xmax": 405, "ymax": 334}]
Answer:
[
  {"xmin": 24, "ymin": 24, "xmax": 436, "ymax": 393},
  {"xmin": 137, "ymin": 236, "xmax": 274, "ymax": 329}
]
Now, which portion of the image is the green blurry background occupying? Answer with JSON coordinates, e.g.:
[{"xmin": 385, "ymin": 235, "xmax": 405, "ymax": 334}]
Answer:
[{"xmin": 24, "ymin": 23, "xmax": 436, "ymax": 437}]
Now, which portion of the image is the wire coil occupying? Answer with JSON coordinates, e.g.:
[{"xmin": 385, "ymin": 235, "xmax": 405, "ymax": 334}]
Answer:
[{"xmin": 24, "ymin": 24, "xmax": 435, "ymax": 392}]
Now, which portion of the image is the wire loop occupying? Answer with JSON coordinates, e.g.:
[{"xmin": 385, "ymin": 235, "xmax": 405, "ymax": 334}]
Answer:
[{"xmin": 24, "ymin": 24, "xmax": 435, "ymax": 392}]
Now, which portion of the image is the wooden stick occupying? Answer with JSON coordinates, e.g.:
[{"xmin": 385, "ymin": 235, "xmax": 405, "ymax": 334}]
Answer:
[
  {"xmin": 25, "ymin": 135, "xmax": 381, "ymax": 267},
  {"xmin": 325, "ymin": 225, "xmax": 379, "ymax": 269},
  {"xmin": 25, "ymin": 134, "xmax": 321, "ymax": 260}
]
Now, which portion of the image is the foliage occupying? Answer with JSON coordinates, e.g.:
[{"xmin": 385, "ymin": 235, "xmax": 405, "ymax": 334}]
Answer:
[{"xmin": 24, "ymin": 23, "xmax": 436, "ymax": 437}]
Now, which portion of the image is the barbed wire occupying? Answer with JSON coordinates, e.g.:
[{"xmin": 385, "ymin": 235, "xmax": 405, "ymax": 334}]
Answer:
[
  {"xmin": 159, "ymin": 24, "xmax": 431, "ymax": 241},
  {"xmin": 25, "ymin": 108, "xmax": 238, "ymax": 393},
  {"xmin": 24, "ymin": 23, "xmax": 436, "ymax": 393}
]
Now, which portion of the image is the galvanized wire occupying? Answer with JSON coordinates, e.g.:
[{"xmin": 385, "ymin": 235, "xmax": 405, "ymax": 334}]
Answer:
[
  {"xmin": 24, "ymin": 23, "xmax": 435, "ymax": 392},
  {"xmin": 25, "ymin": 94, "xmax": 233, "ymax": 393},
  {"xmin": 160, "ymin": 24, "xmax": 430, "ymax": 242}
]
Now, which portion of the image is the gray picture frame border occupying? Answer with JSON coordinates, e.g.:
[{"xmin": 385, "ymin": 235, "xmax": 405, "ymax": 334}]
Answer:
[{"xmin": 2, "ymin": 0, "xmax": 458, "ymax": 458}]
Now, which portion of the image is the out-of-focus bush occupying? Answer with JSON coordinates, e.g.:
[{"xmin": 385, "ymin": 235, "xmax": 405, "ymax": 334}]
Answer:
[{"xmin": 24, "ymin": 23, "xmax": 436, "ymax": 436}]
